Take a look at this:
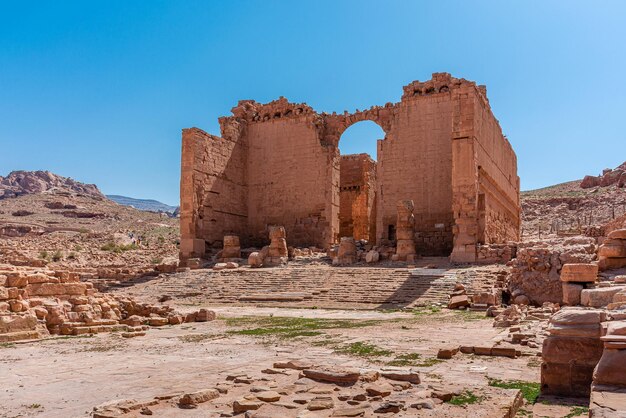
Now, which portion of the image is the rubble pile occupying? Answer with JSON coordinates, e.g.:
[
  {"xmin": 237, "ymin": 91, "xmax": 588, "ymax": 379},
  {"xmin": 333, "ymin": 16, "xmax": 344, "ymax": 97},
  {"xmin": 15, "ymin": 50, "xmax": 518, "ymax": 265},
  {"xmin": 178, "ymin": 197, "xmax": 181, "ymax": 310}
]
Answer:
[
  {"xmin": 507, "ymin": 237, "xmax": 597, "ymax": 305},
  {"xmin": 92, "ymin": 361, "xmax": 524, "ymax": 417},
  {"xmin": 598, "ymin": 228, "xmax": 626, "ymax": 271},
  {"xmin": 0, "ymin": 264, "xmax": 214, "ymax": 342}
]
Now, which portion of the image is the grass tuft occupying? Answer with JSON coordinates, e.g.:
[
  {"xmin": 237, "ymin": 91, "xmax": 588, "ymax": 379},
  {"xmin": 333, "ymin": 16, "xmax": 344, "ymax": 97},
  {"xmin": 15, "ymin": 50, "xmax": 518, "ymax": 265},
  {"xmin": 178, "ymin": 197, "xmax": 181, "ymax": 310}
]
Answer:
[
  {"xmin": 335, "ymin": 342, "xmax": 392, "ymax": 357},
  {"xmin": 225, "ymin": 316, "xmax": 382, "ymax": 339},
  {"xmin": 100, "ymin": 242, "xmax": 138, "ymax": 253},
  {"xmin": 488, "ymin": 378, "xmax": 540, "ymax": 404},
  {"xmin": 447, "ymin": 390, "xmax": 484, "ymax": 406}
]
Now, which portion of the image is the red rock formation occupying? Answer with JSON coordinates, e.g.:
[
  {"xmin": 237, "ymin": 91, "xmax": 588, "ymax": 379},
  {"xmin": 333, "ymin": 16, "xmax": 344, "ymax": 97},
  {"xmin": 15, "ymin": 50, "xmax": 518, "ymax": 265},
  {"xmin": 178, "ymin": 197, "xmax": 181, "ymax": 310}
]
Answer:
[{"xmin": 0, "ymin": 170, "xmax": 104, "ymax": 199}]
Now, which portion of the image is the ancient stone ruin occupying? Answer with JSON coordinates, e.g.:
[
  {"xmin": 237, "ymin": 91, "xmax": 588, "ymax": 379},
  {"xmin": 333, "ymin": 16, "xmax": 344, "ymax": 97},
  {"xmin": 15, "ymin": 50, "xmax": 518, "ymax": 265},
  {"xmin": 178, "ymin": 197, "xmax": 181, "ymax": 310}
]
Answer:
[{"xmin": 180, "ymin": 73, "xmax": 521, "ymax": 264}]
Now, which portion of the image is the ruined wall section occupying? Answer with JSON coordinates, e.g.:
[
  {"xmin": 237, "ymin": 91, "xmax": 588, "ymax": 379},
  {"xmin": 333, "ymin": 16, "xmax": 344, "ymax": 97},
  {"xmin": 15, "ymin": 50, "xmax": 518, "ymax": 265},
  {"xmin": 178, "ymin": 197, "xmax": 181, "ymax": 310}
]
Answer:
[
  {"xmin": 471, "ymin": 87, "xmax": 521, "ymax": 244},
  {"xmin": 377, "ymin": 74, "xmax": 458, "ymax": 255},
  {"xmin": 450, "ymin": 82, "xmax": 520, "ymax": 262},
  {"xmin": 339, "ymin": 154, "xmax": 376, "ymax": 241},
  {"xmin": 179, "ymin": 127, "xmax": 247, "ymax": 261},
  {"xmin": 226, "ymin": 98, "xmax": 337, "ymax": 248}
]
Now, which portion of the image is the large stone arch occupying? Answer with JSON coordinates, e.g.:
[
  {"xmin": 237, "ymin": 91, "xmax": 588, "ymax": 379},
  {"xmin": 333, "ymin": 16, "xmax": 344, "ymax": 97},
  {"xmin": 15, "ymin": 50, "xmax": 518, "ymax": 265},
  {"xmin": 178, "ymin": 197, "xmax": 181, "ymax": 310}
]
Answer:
[{"xmin": 319, "ymin": 105, "xmax": 395, "ymax": 148}]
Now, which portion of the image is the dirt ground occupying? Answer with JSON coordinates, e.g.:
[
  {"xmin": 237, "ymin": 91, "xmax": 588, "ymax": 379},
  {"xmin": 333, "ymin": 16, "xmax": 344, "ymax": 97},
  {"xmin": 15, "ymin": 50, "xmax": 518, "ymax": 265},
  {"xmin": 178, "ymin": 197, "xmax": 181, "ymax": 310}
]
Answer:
[{"xmin": 0, "ymin": 306, "xmax": 588, "ymax": 418}]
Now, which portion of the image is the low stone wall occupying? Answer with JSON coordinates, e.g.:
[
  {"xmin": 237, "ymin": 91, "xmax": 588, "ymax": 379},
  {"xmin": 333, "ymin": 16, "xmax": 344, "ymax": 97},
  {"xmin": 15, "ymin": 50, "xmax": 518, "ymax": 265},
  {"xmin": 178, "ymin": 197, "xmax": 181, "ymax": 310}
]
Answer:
[
  {"xmin": 0, "ymin": 264, "xmax": 212, "ymax": 342},
  {"xmin": 507, "ymin": 237, "xmax": 597, "ymax": 305},
  {"xmin": 476, "ymin": 243, "xmax": 517, "ymax": 265}
]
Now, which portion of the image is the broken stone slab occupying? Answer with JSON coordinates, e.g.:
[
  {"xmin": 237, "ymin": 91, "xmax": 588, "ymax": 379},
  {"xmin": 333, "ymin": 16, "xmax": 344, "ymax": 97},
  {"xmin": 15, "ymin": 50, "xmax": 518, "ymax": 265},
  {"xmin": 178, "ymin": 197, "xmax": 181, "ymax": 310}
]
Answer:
[
  {"xmin": 255, "ymin": 391, "xmax": 281, "ymax": 402},
  {"xmin": 374, "ymin": 401, "xmax": 404, "ymax": 413},
  {"xmin": 365, "ymin": 383, "xmax": 393, "ymax": 397},
  {"xmin": 608, "ymin": 229, "xmax": 626, "ymax": 240},
  {"xmin": 581, "ymin": 287, "xmax": 626, "ymax": 308},
  {"xmin": 302, "ymin": 368, "xmax": 361, "ymax": 385},
  {"xmin": 232, "ymin": 398, "xmax": 263, "ymax": 413},
  {"xmin": 448, "ymin": 294, "xmax": 470, "ymax": 309},
  {"xmin": 261, "ymin": 368, "xmax": 289, "ymax": 375},
  {"xmin": 273, "ymin": 360, "xmax": 314, "ymax": 370},
  {"xmin": 332, "ymin": 406, "xmax": 367, "ymax": 417},
  {"xmin": 307, "ymin": 396, "xmax": 334, "ymax": 410},
  {"xmin": 178, "ymin": 388, "xmax": 219, "ymax": 409},
  {"xmin": 549, "ymin": 308, "xmax": 607, "ymax": 325},
  {"xmin": 436, "ymin": 346, "xmax": 459, "ymax": 359},
  {"xmin": 379, "ymin": 368, "xmax": 420, "ymax": 384}
]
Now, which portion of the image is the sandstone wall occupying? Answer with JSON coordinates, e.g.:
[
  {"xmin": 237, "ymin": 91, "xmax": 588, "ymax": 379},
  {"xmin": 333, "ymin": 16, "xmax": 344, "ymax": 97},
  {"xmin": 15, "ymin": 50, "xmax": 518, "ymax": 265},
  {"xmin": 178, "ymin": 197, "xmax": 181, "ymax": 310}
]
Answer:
[
  {"xmin": 339, "ymin": 154, "xmax": 376, "ymax": 242},
  {"xmin": 450, "ymin": 83, "xmax": 520, "ymax": 262},
  {"xmin": 246, "ymin": 119, "xmax": 335, "ymax": 247},
  {"xmin": 377, "ymin": 84, "xmax": 455, "ymax": 255},
  {"xmin": 180, "ymin": 128, "xmax": 247, "ymax": 259},
  {"xmin": 180, "ymin": 73, "xmax": 520, "ymax": 261}
]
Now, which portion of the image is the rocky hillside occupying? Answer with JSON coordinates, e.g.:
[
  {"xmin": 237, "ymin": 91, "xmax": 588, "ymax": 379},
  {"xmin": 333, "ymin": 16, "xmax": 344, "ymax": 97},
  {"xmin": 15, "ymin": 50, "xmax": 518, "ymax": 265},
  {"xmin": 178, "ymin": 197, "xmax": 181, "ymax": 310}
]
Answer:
[
  {"xmin": 522, "ymin": 162, "xmax": 626, "ymax": 240},
  {"xmin": 0, "ymin": 170, "xmax": 104, "ymax": 200},
  {"xmin": 0, "ymin": 171, "xmax": 179, "ymax": 287},
  {"xmin": 107, "ymin": 195, "xmax": 178, "ymax": 214}
]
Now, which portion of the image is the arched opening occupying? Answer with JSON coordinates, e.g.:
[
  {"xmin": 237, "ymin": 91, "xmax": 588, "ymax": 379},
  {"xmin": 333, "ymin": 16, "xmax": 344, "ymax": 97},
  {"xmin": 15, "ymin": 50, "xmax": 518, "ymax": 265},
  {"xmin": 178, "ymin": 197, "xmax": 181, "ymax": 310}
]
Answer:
[{"xmin": 337, "ymin": 121, "xmax": 386, "ymax": 243}]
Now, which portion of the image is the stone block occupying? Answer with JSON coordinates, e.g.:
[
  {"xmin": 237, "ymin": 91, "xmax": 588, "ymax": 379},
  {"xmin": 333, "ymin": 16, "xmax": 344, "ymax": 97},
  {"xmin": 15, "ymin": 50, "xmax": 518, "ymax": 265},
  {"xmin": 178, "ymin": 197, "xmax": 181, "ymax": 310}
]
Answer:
[
  {"xmin": 593, "ymin": 348, "xmax": 626, "ymax": 387},
  {"xmin": 562, "ymin": 283, "xmax": 583, "ymax": 306},
  {"xmin": 581, "ymin": 287, "xmax": 626, "ymax": 308},
  {"xmin": 560, "ymin": 263, "xmax": 598, "ymax": 283},
  {"xmin": 608, "ymin": 229, "xmax": 626, "ymax": 240},
  {"xmin": 542, "ymin": 336, "xmax": 604, "ymax": 365}
]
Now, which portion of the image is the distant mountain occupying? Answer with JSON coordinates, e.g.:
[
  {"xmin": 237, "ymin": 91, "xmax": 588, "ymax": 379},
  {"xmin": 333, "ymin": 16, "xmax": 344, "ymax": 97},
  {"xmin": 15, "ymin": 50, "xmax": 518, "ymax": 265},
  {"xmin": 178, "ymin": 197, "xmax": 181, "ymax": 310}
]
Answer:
[
  {"xmin": 0, "ymin": 170, "xmax": 104, "ymax": 200},
  {"xmin": 107, "ymin": 195, "xmax": 178, "ymax": 214}
]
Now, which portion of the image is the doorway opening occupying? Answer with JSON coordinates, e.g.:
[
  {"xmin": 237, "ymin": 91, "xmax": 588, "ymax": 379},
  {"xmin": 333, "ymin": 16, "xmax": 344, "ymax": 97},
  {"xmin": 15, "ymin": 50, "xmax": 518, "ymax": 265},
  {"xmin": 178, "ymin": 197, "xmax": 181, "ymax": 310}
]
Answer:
[{"xmin": 337, "ymin": 121, "xmax": 385, "ymax": 243}]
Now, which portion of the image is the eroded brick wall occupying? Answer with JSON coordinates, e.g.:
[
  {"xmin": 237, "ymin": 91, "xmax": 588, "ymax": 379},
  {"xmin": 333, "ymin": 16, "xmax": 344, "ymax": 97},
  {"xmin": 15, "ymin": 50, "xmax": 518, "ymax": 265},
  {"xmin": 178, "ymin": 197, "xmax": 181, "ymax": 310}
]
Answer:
[{"xmin": 339, "ymin": 154, "xmax": 376, "ymax": 241}]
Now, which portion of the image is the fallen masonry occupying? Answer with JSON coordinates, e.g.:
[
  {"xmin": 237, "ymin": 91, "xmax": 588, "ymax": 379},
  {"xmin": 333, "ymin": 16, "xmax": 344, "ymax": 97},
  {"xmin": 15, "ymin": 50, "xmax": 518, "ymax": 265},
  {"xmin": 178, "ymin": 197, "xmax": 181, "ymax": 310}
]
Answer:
[
  {"xmin": 0, "ymin": 264, "xmax": 215, "ymax": 342},
  {"xmin": 91, "ymin": 361, "xmax": 524, "ymax": 417}
]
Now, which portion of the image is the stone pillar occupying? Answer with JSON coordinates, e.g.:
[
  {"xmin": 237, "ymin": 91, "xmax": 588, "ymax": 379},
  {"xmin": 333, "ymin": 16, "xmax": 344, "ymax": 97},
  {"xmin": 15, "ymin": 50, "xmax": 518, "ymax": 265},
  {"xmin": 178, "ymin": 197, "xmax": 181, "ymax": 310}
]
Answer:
[
  {"xmin": 265, "ymin": 226, "xmax": 288, "ymax": 266},
  {"xmin": 220, "ymin": 235, "xmax": 241, "ymax": 260},
  {"xmin": 450, "ymin": 136, "xmax": 478, "ymax": 263},
  {"xmin": 541, "ymin": 309, "xmax": 605, "ymax": 397},
  {"xmin": 335, "ymin": 237, "xmax": 357, "ymax": 264},
  {"xmin": 394, "ymin": 200, "xmax": 416, "ymax": 261},
  {"xmin": 179, "ymin": 129, "xmax": 205, "ymax": 262}
]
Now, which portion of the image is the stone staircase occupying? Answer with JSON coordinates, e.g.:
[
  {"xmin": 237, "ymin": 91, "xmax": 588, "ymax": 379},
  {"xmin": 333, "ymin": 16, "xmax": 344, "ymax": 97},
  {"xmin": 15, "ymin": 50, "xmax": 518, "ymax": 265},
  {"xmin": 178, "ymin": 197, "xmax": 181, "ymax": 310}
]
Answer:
[{"xmin": 106, "ymin": 256, "xmax": 507, "ymax": 309}]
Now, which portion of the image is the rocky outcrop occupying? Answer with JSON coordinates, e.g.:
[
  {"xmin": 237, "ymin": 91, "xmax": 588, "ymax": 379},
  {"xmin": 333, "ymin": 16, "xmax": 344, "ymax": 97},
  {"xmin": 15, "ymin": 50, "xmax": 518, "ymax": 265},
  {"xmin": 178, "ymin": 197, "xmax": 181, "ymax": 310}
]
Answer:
[
  {"xmin": 0, "ymin": 170, "xmax": 104, "ymax": 199},
  {"xmin": 580, "ymin": 162, "xmax": 626, "ymax": 189}
]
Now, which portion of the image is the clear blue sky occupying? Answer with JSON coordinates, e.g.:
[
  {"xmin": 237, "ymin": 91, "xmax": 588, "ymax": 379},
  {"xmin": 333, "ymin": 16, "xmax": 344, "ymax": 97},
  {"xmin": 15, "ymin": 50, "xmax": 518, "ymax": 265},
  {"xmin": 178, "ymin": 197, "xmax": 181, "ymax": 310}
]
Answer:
[{"xmin": 1, "ymin": 1, "xmax": 625, "ymax": 205}]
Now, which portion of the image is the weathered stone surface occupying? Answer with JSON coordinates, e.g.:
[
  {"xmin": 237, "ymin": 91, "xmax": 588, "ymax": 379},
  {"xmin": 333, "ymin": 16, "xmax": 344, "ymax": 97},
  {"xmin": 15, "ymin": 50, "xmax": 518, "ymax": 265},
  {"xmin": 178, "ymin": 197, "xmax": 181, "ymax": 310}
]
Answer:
[
  {"xmin": 448, "ymin": 294, "xmax": 470, "ymax": 309},
  {"xmin": 365, "ymin": 383, "xmax": 393, "ymax": 397},
  {"xmin": 178, "ymin": 389, "xmax": 219, "ymax": 408},
  {"xmin": 560, "ymin": 263, "xmax": 598, "ymax": 283},
  {"xmin": 608, "ymin": 229, "xmax": 626, "ymax": 240},
  {"xmin": 307, "ymin": 396, "xmax": 334, "ymax": 410},
  {"xmin": 255, "ymin": 391, "xmax": 281, "ymax": 402},
  {"xmin": 593, "ymin": 349, "xmax": 626, "ymax": 387},
  {"xmin": 273, "ymin": 360, "xmax": 313, "ymax": 370},
  {"xmin": 233, "ymin": 398, "xmax": 263, "ymax": 413},
  {"xmin": 302, "ymin": 368, "xmax": 361, "ymax": 385},
  {"xmin": 581, "ymin": 287, "xmax": 626, "ymax": 308},
  {"xmin": 380, "ymin": 369, "xmax": 420, "ymax": 384},
  {"xmin": 562, "ymin": 282, "xmax": 583, "ymax": 306}
]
